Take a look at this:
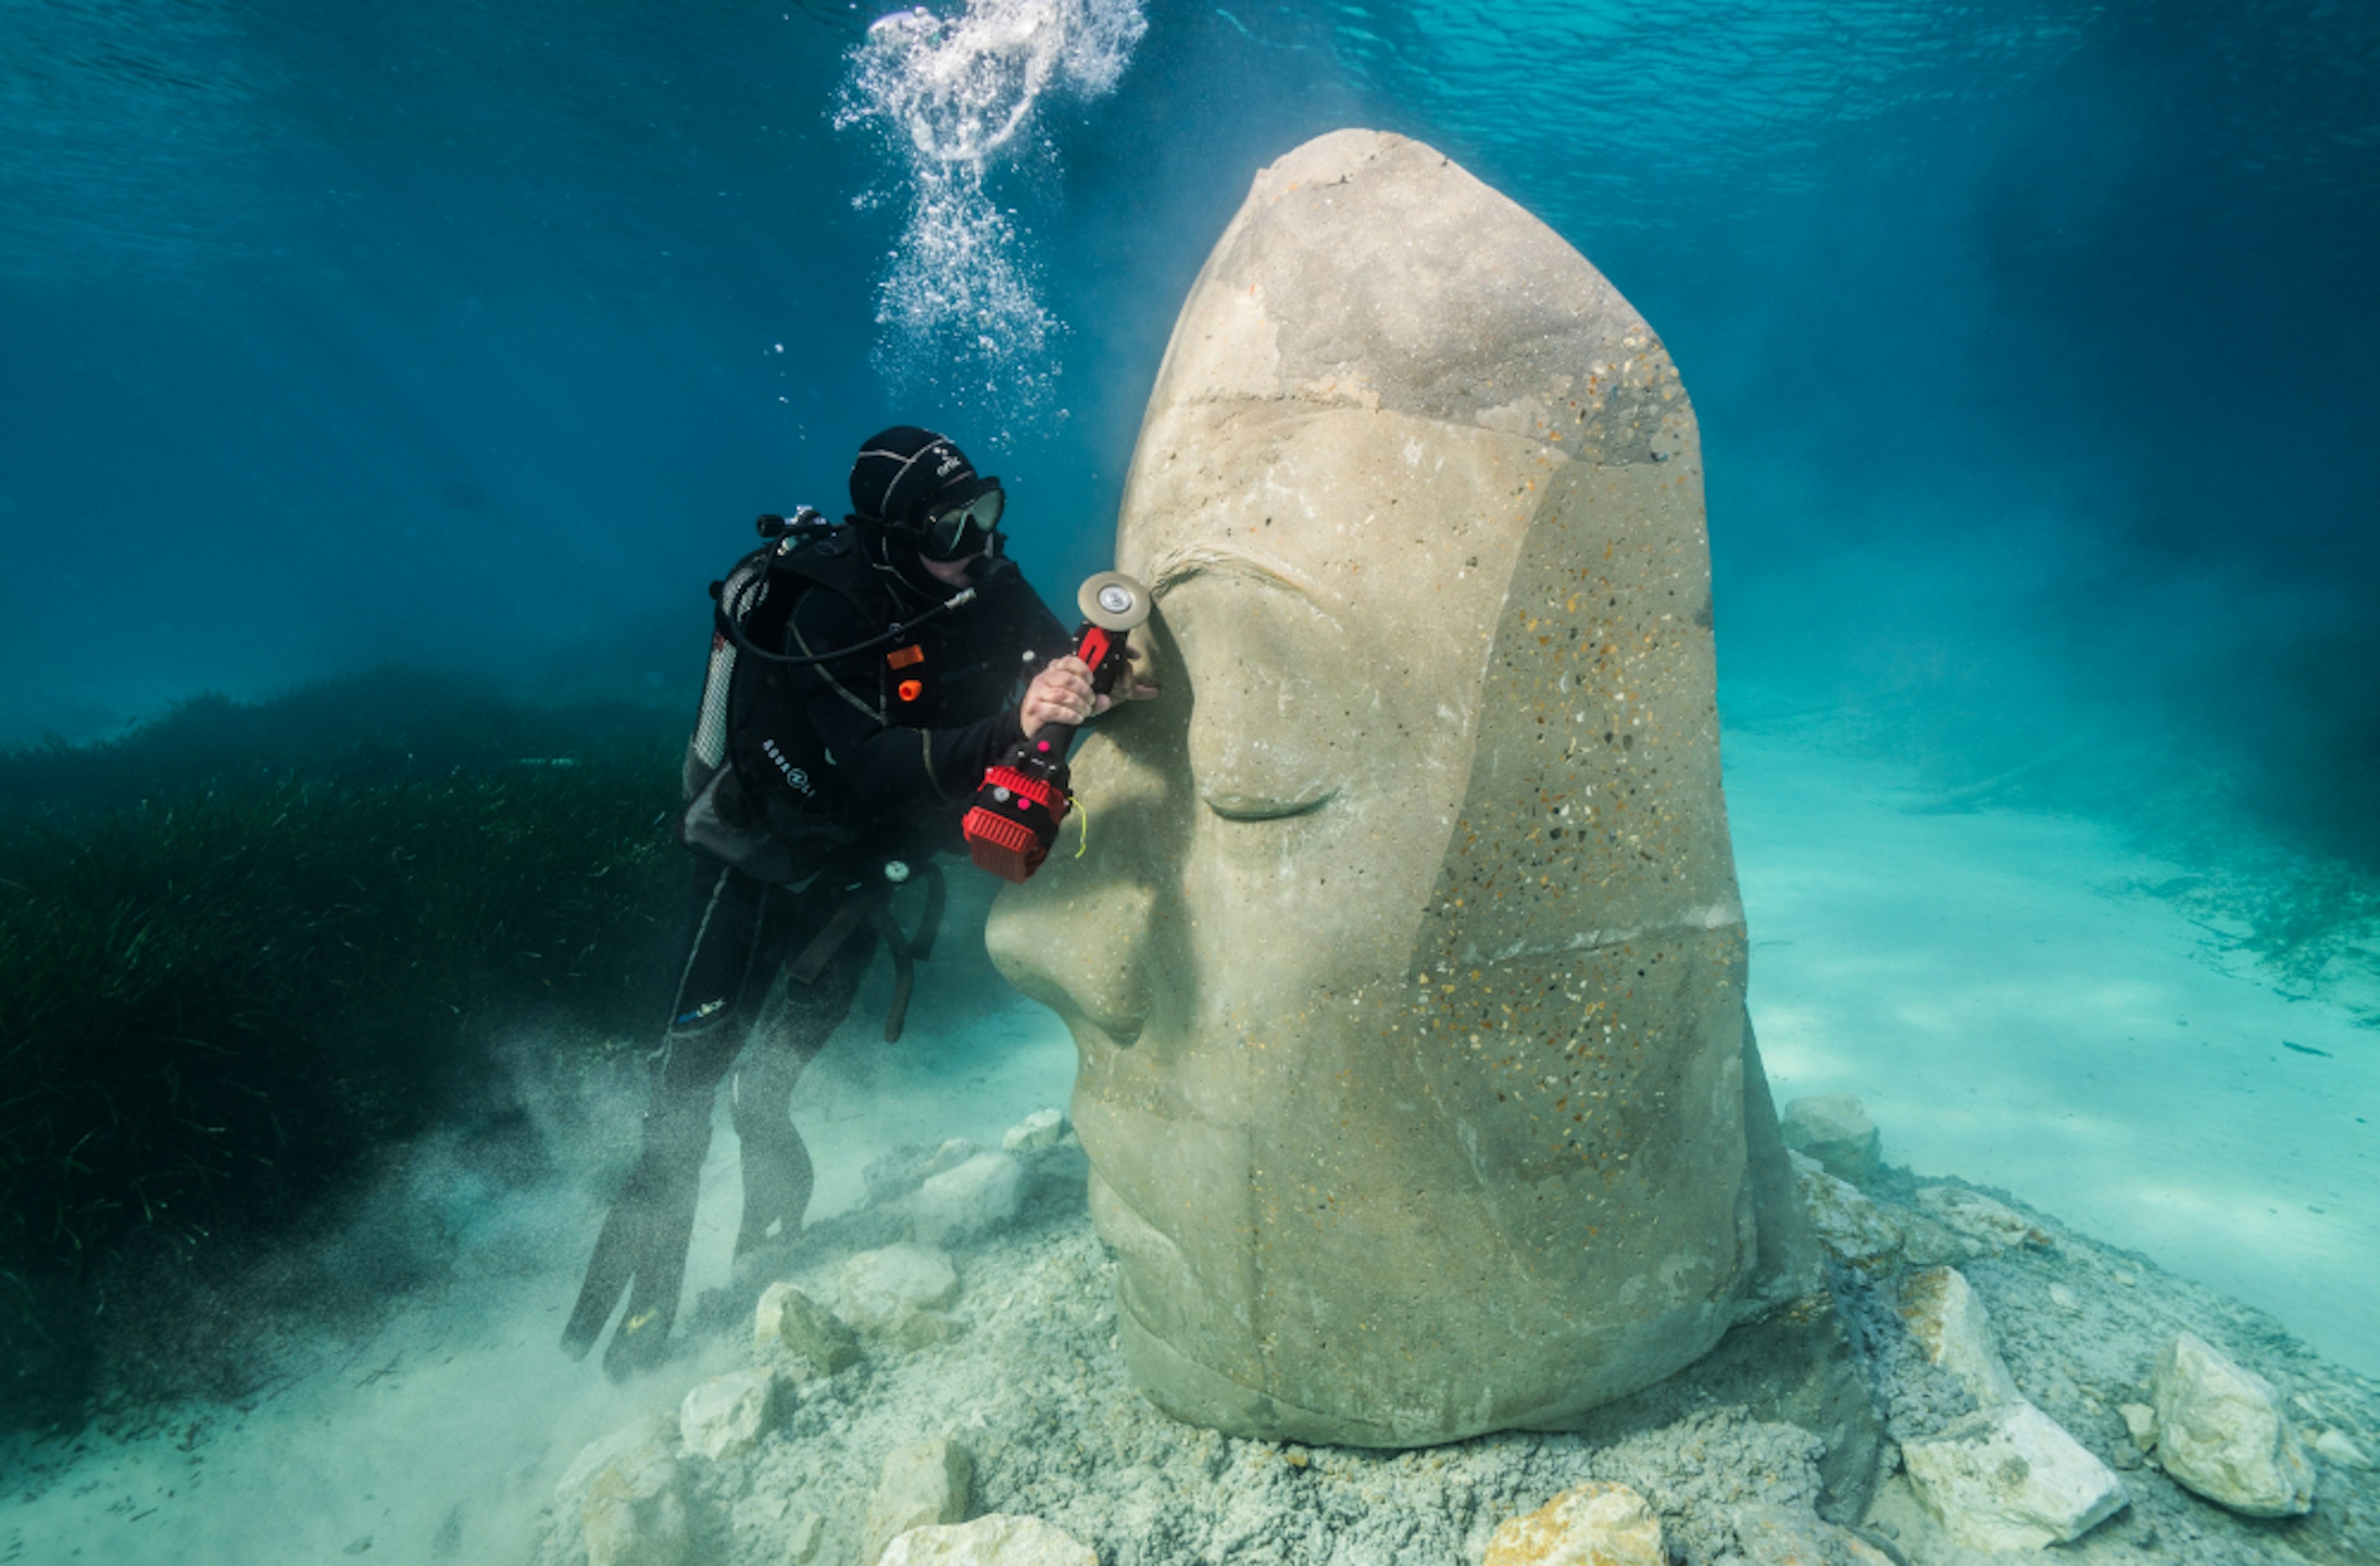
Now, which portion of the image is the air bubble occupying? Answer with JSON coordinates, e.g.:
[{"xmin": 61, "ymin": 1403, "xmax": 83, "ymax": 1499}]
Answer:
[{"xmin": 835, "ymin": 0, "xmax": 1147, "ymax": 424}]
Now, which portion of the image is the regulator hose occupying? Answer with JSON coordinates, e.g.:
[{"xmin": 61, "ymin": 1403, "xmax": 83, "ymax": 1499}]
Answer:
[{"xmin": 716, "ymin": 551, "xmax": 979, "ymax": 668}]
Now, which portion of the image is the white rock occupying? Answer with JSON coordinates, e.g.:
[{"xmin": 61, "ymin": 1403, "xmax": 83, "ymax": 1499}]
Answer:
[
  {"xmin": 1893, "ymin": 1214, "xmax": 1972, "ymax": 1268},
  {"xmin": 922, "ymin": 1138, "xmax": 982, "ymax": 1177},
  {"xmin": 679, "ymin": 1368, "xmax": 775, "ymax": 1461},
  {"xmin": 2149, "ymin": 1331, "xmax": 2316, "ymax": 1516},
  {"xmin": 1899, "ymin": 1267, "xmax": 2022, "ymax": 1409},
  {"xmin": 582, "ymin": 1438, "xmax": 689, "ymax": 1566},
  {"xmin": 1729, "ymin": 1506, "xmax": 1886, "ymax": 1566},
  {"xmin": 1483, "ymin": 1482, "xmax": 1665, "ymax": 1566},
  {"xmin": 1779, "ymin": 1094, "xmax": 1881, "ymax": 1184},
  {"xmin": 1914, "ymin": 1185, "xmax": 2043, "ymax": 1254},
  {"xmin": 1001, "ymin": 1107, "xmax": 1067, "ymax": 1153},
  {"xmin": 886, "ymin": 1308, "xmax": 971, "ymax": 1350},
  {"xmin": 2048, "ymin": 1283, "xmax": 2079, "ymax": 1311},
  {"xmin": 913, "ymin": 1151, "xmax": 1026, "ymax": 1246},
  {"xmin": 757, "ymin": 1281, "xmax": 862, "ymax": 1373},
  {"xmin": 555, "ymin": 1414, "xmax": 675, "ymax": 1509},
  {"xmin": 734, "ymin": 1490, "xmax": 790, "ymax": 1528},
  {"xmin": 2312, "ymin": 1427, "xmax": 2371, "ymax": 1469},
  {"xmin": 862, "ymin": 1440, "xmax": 975, "ymax": 1566},
  {"xmin": 1902, "ymin": 1400, "xmax": 2127, "ymax": 1551},
  {"xmin": 839, "ymin": 1243, "xmax": 962, "ymax": 1335},
  {"xmin": 881, "ymin": 1513, "xmax": 1097, "ymax": 1566},
  {"xmin": 1788, "ymin": 1151, "xmax": 1900, "ymax": 1265},
  {"xmin": 2118, "ymin": 1402, "xmax": 2159, "ymax": 1452}
]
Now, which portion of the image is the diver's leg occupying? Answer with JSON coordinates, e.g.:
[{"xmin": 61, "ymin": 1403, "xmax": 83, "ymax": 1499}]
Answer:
[
  {"xmin": 729, "ymin": 894, "xmax": 879, "ymax": 1256},
  {"xmin": 562, "ymin": 862, "xmax": 772, "ymax": 1376},
  {"xmin": 727, "ymin": 1049, "xmax": 809, "ymax": 1257},
  {"xmin": 573, "ymin": 1088, "xmax": 715, "ymax": 1379}
]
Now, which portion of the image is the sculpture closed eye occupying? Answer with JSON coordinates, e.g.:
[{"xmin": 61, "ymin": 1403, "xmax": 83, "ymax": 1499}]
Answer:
[
  {"xmin": 1192, "ymin": 717, "xmax": 1345, "ymax": 821},
  {"xmin": 1171, "ymin": 576, "xmax": 1357, "ymax": 828},
  {"xmin": 1201, "ymin": 780, "xmax": 1338, "ymax": 821}
]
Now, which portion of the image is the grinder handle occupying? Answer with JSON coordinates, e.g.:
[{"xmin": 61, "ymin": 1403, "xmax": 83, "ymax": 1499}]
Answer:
[
  {"xmin": 1076, "ymin": 622, "xmax": 1124, "ymax": 698},
  {"xmin": 1073, "ymin": 571, "xmax": 1150, "ymax": 703}
]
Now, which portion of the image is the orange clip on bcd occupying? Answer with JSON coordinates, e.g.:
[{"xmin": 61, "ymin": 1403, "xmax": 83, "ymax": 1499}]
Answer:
[{"xmin": 889, "ymin": 644, "xmax": 925, "ymax": 705}]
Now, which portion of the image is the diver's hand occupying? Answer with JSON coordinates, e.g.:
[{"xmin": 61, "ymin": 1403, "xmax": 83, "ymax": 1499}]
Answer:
[
  {"xmin": 1020, "ymin": 649, "xmax": 1161, "ymax": 739},
  {"xmin": 1021, "ymin": 656, "xmax": 1099, "ymax": 738}
]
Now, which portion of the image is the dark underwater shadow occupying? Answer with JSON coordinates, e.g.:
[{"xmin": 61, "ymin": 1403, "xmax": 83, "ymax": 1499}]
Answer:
[{"xmin": 0, "ymin": 668, "xmax": 693, "ymax": 1433}]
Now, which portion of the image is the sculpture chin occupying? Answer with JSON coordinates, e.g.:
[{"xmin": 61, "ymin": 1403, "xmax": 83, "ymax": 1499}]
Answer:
[
  {"xmin": 1086, "ymin": 1165, "xmax": 1386, "ymax": 1446},
  {"xmin": 1080, "ymin": 1083, "xmax": 1757, "ymax": 1448},
  {"xmin": 1101, "ymin": 1181, "xmax": 1744, "ymax": 1448},
  {"xmin": 1114, "ymin": 1306, "xmax": 1385, "ymax": 1447}
]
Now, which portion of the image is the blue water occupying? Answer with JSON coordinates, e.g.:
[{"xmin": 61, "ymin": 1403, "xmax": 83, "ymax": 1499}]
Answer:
[
  {"xmin": 8, "ymin": 0, "xmax": 2374, "ymax": 761},
  {"xmin": 3, "ymin": 0, "xmax": 2377, "ymax": 1557}
]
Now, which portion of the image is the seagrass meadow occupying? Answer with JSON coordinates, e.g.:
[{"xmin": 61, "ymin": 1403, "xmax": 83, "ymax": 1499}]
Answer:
[{"xmin": 0, "ymin": 671, "xmax": 689, "ymax": 1422}]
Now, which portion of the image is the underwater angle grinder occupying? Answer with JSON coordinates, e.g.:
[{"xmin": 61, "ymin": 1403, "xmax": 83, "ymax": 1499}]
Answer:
[{"xmin": 963, "ymin": 571, "xmax": 1150, "ymax": 883}]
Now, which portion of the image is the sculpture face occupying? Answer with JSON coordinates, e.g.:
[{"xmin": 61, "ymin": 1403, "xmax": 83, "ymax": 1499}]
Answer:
[{"xmin": 987, "ymin": 131, "xmax": 1776, "ymax": 1446}]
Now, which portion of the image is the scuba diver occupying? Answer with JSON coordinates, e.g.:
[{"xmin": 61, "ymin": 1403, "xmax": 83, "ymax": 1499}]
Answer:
[{"xmin": 563, "ymin": 425, "xmax": 1152, "ymax": 1380}]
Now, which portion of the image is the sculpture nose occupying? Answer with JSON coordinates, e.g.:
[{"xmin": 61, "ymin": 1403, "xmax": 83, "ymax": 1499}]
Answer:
[
  {"xmin": 985, "ymin": 871, "xmax": 1154, "ymax": 1048},
  {"xmin": 987, "ymin": 617, "xmax": 1183, "ymax": 1052}
]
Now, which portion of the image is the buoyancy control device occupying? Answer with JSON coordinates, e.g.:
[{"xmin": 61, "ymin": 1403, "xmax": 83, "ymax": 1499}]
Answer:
[{"xmin": 681, "ymin": 508, "xmax": 984, "ymax": 883}]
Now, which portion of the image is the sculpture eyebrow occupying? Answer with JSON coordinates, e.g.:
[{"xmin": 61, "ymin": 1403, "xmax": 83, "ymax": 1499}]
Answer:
[{"xmin": 1145, "ymin": 545, "xmax": 1326, "ymax": 604}]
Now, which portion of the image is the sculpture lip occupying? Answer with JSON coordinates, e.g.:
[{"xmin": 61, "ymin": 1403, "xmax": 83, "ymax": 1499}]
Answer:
[{"xmin": 1064, "ymin": 1008, "xmax": 1144, "ymax": 1052}]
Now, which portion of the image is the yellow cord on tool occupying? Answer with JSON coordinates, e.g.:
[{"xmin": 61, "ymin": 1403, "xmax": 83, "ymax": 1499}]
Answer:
[{"xmin": 1070, "ymin": 792, "xmax": 1090, "ymax": 858}]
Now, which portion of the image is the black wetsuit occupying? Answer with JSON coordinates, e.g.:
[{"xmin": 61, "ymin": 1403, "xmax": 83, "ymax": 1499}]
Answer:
[
  {"xmin": 787, "ymin": 539, "xmax": 1072, "ymax": 851},
  {"xmin": 564, "ymin": 532, "xmax": 1070, "ymax": 1379}
]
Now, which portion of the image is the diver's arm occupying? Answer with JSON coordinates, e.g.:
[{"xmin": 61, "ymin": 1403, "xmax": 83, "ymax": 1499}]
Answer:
[
  {"xmin": 997, "ymin": 565, "xmax": 1157, "ymax": 729},
  {"xmin": 815, "ymin": 700, "xmax": 1028, "ymax": 803}
]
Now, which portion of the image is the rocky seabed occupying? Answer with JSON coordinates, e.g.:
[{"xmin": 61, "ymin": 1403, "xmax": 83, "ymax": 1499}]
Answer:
[{"xmin": 536, "ymin": 1104, "xmax": 2378, "ymax": 1566}]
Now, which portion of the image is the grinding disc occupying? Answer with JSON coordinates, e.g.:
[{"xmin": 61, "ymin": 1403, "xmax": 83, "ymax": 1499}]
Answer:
[{"xmin": 1077, "ymin": 571, "xmax": 1152, "ymax": 632}]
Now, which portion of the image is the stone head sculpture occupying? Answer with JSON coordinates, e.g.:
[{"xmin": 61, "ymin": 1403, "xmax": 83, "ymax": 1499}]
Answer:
[{"xmin": 987, "ymin": 130, "xmax": 1805, "ymax": 1448}]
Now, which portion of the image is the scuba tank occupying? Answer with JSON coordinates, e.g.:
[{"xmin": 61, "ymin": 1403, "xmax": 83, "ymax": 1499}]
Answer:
[
  {"xmin": 679, "ymin": 510, "xmax": 878, "ymax": 882},
  {"xmin": 683, "ymin": 508, "xmax": 1001, "ymax": 883},
  {"xmin": 963, "ymin": 571, "xmax": 1149, "ymax": 883}
]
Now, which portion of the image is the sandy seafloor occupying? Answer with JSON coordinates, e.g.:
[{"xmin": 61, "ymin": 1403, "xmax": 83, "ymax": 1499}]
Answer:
[{"xmin": 2, "ymin": 731, "xmax": 2374, "ymax": 1565}]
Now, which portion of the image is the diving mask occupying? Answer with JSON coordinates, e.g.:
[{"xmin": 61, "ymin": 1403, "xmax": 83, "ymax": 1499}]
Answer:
[{"xmin": 915, "ymin": 483, "xmax": 1005, "ymax": 561}]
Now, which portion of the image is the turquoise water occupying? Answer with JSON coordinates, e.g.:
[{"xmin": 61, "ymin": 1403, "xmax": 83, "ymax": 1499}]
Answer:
[
  {"xmin": 2, "ymin": 2, "xmax": 2376, "ymax": 1560},
  {"xmin": 8, "ymin": 0, "xmax": 2374, "ymax": 754}
]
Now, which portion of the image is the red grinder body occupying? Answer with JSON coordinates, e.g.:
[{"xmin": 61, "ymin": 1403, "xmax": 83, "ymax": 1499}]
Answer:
[
  {"xmin": 961, "ymin": 571, "xmax": 1149, "ymax": 884},
  {"xmin": 963, "ymin": 736, "xmax": 1072, "ymax": 883}
]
